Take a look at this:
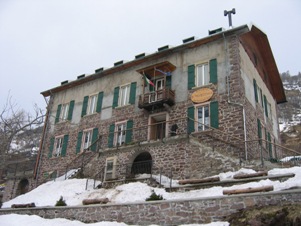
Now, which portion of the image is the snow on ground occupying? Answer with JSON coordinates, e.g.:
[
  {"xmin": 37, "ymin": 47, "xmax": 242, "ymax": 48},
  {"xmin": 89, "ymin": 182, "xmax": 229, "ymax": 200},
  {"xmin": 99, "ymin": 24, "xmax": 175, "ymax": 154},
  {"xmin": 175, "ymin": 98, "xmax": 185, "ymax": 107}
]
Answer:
[{"xmin": 1, "ymin": 166, "xmax": 301, "ymax": 226}]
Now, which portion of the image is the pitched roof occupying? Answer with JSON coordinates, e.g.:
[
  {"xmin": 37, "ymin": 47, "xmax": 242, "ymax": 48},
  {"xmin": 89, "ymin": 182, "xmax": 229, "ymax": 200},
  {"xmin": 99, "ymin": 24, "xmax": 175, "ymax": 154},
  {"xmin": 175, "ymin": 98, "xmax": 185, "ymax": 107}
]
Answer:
[{"xmin": 41, "ymin": 24, "xmax": 286, "ymax": 104}]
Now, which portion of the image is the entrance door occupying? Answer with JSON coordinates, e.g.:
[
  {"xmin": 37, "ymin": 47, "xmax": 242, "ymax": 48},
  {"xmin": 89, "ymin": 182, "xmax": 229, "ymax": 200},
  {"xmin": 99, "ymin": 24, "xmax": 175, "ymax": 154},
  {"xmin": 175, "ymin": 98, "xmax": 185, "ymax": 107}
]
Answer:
[{"xmin": 131, "ymin": 152, "xmax": 152, "ymax": 175}]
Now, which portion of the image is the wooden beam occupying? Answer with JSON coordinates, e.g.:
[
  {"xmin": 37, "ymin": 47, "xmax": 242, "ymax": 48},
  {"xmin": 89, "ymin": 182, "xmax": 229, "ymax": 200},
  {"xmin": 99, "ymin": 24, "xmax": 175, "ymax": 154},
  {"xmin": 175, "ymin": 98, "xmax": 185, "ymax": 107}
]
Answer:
[
  {"xmin": 233, "ymin": 171, "xmax": 268, "ymax": 179},
  {"xmin": 223, "ymin": 185, "xmax": 273, "ymax": 195},
  {"xmin": 178, "ymin": 177, "xmax": 220, "ymax": 185}
]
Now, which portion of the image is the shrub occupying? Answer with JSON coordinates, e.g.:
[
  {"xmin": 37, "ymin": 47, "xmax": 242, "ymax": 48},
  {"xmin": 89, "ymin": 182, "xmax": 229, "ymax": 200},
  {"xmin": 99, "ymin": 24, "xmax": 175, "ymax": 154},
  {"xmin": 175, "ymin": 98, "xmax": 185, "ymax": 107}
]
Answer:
[
  {"xmin": 145, "ymin": 190, "xmax": 163, "ymax": 201},
  {"xmin": 55, "ymin": 196, "xmax": 67, "ymax": 206}
]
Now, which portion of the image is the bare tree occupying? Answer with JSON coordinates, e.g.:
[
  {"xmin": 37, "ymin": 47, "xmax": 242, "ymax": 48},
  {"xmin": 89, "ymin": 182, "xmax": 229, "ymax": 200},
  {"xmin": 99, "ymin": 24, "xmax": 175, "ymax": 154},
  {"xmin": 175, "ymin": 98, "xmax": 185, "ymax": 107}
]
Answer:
[{"xmin": 0, "ymin": 95, "xmax": 44, "ymax": 178}]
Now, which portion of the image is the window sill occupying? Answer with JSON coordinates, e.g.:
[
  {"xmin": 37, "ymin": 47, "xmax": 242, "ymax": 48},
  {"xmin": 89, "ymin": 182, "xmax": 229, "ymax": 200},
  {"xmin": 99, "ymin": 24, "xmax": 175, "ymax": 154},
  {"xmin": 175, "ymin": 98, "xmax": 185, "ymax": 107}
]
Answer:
[
  {"xmin": 192, "ymin": 83, "xmax": 213, "ymax": 90},
  {"xmin": 114, "ymin": 104, "xmax": 132, "ymax": 109}
]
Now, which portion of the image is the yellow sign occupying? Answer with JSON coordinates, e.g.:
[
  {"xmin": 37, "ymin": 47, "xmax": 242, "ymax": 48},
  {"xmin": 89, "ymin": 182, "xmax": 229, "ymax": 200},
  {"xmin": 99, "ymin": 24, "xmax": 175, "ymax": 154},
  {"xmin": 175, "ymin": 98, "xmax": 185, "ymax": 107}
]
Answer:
[{"xmin": 191, "ymin": 88, "xmax": 213, "ymax": 103}]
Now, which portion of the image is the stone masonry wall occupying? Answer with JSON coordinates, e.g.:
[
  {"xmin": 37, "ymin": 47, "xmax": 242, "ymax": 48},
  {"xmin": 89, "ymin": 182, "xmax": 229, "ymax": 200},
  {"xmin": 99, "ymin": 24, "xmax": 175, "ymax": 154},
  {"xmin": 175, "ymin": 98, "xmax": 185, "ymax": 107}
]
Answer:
[{"xmin": 1, "ymin": 190, "xmax": 300, "ymax": 225}]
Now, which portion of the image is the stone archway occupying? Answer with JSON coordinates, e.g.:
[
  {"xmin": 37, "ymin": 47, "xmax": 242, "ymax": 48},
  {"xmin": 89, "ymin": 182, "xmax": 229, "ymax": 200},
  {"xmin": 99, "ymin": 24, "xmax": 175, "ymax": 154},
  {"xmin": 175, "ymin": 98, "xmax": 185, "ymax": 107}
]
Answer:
[
  {"xmin": 131, "ymin": 152, "xmax": 152, "ymax": 175},
  {"xmin": 16, "ymin": 178, "xmax": 29, "ymax": 196}
]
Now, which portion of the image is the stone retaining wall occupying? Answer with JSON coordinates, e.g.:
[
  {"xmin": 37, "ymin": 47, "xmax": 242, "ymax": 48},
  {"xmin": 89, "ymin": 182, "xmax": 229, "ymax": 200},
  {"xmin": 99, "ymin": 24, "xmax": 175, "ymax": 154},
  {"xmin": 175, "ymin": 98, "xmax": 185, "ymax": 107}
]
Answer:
[{"xmin": 1, "ymin": 189, "xmax": 301, "ymax": 225}]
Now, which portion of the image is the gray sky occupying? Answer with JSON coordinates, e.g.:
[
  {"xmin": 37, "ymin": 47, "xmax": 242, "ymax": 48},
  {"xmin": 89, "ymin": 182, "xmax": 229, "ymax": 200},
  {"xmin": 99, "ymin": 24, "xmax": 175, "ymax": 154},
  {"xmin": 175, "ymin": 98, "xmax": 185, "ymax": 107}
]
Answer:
[{"xmin": 1, "ymin": 0, "xmax": 300, "ymax": 113}]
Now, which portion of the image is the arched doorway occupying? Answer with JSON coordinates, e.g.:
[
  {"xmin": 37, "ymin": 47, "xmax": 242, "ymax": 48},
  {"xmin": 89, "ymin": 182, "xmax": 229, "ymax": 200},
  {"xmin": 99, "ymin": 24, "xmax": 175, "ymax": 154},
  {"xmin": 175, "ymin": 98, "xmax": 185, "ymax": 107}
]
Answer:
[
  {"xmin": 16, "ymin": 178, "xmax": 29, "ymax": 196},
  {"xmin": 131, "ymin": 152, "xmax": 152, "ymax": 175}
]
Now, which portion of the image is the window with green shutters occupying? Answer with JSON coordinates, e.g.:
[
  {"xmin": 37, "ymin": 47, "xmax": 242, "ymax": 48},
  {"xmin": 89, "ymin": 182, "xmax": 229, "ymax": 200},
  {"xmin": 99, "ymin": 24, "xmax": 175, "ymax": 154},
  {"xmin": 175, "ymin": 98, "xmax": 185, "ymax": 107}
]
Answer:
[
  {"xmin": 113, "ymin": 82, "xmax": 137, "ymax": 108},
  {"xmin": 76, "ymin": 128, "xmax": 99, "ymax": 152},
  {"xmin": 188, "ymin": 58, "xmax": 217, "ymax": 90},
  {"xmin": 187, "ymin": 101, "xmax": 219, "ymax": 133},
  {"xmin": 108, "ymin": 120, "xmax": 134, "ymax": 147},
  {"xmin": 49, "ymin": 135, "xmax": 68, "ymax": 158}
]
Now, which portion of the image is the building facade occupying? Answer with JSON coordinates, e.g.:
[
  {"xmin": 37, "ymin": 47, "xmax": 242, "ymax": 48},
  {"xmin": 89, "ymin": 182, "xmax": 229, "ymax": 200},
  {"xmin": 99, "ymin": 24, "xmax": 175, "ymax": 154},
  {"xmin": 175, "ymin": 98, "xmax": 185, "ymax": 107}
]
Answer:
[{"xmin": 34, "ymin": 24, "xmax": 286, "ymax": 186}]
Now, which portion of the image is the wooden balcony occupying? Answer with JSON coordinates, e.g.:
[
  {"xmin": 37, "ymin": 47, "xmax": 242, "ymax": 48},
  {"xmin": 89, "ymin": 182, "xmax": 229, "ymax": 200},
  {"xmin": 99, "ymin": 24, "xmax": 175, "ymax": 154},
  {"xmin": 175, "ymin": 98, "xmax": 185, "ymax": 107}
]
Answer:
[{"xmin": 138, "ymin": 88, "xmax": 175, "ymax": 110}]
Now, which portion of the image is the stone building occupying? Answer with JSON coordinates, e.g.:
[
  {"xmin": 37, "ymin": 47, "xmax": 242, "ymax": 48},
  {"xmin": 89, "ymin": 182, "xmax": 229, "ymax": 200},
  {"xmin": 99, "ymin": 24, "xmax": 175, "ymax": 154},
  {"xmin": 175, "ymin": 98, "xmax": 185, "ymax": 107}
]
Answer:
[{"xmin": 34, "ymin": 24, "xmax": 286, "ymax": 186}]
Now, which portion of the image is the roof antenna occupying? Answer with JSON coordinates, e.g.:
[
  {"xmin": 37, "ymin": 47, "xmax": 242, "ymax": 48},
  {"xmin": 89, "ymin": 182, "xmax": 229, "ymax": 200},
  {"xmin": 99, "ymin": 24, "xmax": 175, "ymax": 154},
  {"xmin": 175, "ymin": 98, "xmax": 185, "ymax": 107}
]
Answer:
[{"xmin": 224, "ymin": 8, "xmax": 236, "ymax": 28}]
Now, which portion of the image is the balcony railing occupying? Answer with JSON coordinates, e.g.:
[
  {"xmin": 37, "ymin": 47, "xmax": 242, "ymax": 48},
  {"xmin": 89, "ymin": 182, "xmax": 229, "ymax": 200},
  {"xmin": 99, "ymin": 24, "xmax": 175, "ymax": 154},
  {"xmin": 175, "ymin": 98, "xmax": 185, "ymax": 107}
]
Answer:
[{"xmin": 138, "ymin": 88, "xmax": 175, "ymax": 110}]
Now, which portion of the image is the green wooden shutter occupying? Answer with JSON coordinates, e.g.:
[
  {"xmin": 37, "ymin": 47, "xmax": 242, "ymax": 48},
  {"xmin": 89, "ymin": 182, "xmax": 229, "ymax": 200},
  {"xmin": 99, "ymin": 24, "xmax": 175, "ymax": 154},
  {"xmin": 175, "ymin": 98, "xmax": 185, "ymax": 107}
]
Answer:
[
  {"xmin": 91, "ymin": 128, "xmax": 99, "ymax": 152},
  {"xmin": 210, "ymin": 101, "xmax": 219, "ymax": 129},
  {"xmin": 188, "ymin": 65, "xmax": 195, "ymax": 90},
  {"xmin": 61, "ymin": 135, "xmax": 69, "ymax": 157},
  {"xmin": 260, "ymin": 89, "xmax": 264, "ymax": 108},
  {"xmin": 76, "ymin": 131, "xmax": 83, "ymax": 154},
  {"xmin": 108, "ymin": 124, "xmax": 115, "ymax": 148},
  {"xmin": 67, "ymin": 100, "xmax": 75, "ymax": 121},
  {"xmin": 253, "ymin": 79, "xmax": 258, "ymax": 103},
  {"xmin": 81, "ymin": 96, "xmax": 89, "ymax": 117},
  {"xmin": 112, "ymin": 87, "xmax": 119, "ymax": 108},
  {"xmin": 187, "ymin": 106, "xmax": 195, "ymax": 133},
  {"xmin": 55, "ymin": 104, "xmax": 62, "ymax": 123},
  {"xmin": 209, "ymin": 59, "xmax": 217, "ymax": 84},
  {"xmin": 96, "ymin": 92, "xmax": 104, "ymax": 113},
  {"xmin": 129, "ymin": 82, "xmax": 137, "ymax": 105},
  {"xmin": 166, "ymin": 76, "xmax": 172, "ymax": 89},
  {"xmin": 257, "ymin": 119, "xmax": 262, "ymax": 145},
  {"xmin": 125, "ymin": 120, "xmax": 133, "ymax": 144},
  {"xmin": 48, "ymin": 137, "xmax": 55, "ymax": 158},
  {"xmin": 267, "ymin": 132, "xmax": 272, "ymax": 157},
  {"xmin": 263, "ymin": 95, "xmax": 268, "ymax": 117}
]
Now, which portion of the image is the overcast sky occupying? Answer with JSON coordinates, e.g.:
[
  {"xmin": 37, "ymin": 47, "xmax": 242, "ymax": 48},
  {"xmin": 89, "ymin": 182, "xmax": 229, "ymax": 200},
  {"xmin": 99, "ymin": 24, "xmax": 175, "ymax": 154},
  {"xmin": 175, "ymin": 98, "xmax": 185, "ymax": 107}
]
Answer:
[{"xmin": 0, "ymin": 0, "xmax": 300, "ymax": 113}]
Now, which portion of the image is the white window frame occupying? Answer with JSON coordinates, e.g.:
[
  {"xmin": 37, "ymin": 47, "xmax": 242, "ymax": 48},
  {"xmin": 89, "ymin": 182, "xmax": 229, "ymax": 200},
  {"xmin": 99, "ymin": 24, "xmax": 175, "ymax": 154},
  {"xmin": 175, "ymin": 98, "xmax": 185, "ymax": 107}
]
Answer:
[
  {"xmin": 196, "ymin": 62, "xmax": 209, "ymax": 87},
  {"xmin": 82, "ymin": 129, "xmax": 93, "ymax": 151},
  {"xmin": 114, "ymin": 121, "xmax": 127, "ymax": 146},
  {"xmin": 105, "ymin": 157, "xmax": 117, "ymax": 180},
  {"xmin": 119, "ymin": 84, "xmax": 130, "ymax": 107},
  {"xmin": 60, "ymin": 103, "xmax": 69, "ymax": 122},
  {"xmin": 54, "ymin": 136, "xmax": 64, "ymax": 157},
  {"xmin": 87, "ymin": 94, "xmax": 98, "ymax": 115},
  {"xmin": 195, "ymin": 103, "xmax": 210, "ymax": 131}
]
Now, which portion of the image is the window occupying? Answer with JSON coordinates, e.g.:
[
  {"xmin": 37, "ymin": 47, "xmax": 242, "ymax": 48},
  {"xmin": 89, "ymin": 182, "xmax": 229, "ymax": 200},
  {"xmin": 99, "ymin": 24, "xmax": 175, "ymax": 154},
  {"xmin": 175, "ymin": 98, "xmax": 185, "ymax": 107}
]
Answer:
[
  {"xmin": 148, "ymin": 113, "xmax": 168, "ymax": 140},
  {"xmin": 55, "ymin": 100, "xmax": 74, "ymax": 123},
  {"xmin": 119, "ymin": 84, "xmax": 130, "ymax": 106},
  {"xmin": 87, "ymin": 94, "xmax": 98, "ymax": 115},
  {"xmin": 105, "ymin": 157, "xmax": 117, "ymax": 180},
  {"xmin": 196, "ymin": 63, "xmax": 209, "ymax": 87},
  {"xmin": 76, "ymin": 128, "xmax": 99, "ymax": 153},
  {"xmin": 60, "ymin": 103, "xmax": 69, "ymax": 121},
  {"xmin": 196, "ymin": 105, "xmax": 210, "ymax": 131},
  {"xmin": 82, "ymin": 130, "xmax": 93, "ymax": 150},
  {"xmin": 48, "ymin": 135, "xmax": 69, "ymax": 158},
  {"xmin": 112, "ymin": 82, "xmax": 137, "ymax": 108},
  {"xmin": 81, "ymin": 92, "xmax": 103, "ymax": 117},
  {"xmin": 187, "ymin": 101, "xmax": 218, "ymax": 134},
  {"xmin": 188, "ymin": 59, "xmax": 217, "ymax": 90},
  {"xmin": 115, "ymin": 122, "xmax": 126, "ymax": 146},
  {"xmin": 54, "ymin": 136, "xmax": 64, "ymax": 157},
  {"xmin": 108, "ymin": 120, "xmax": 133, "ymax": 148}
]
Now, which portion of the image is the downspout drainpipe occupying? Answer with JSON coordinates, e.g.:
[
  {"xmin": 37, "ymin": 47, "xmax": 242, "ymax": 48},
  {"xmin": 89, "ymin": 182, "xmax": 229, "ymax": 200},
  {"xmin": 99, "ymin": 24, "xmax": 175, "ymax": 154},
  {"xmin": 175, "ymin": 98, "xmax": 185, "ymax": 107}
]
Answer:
[
  {"xmin": 223, "ymin": 33, "xmax": 248, "ymax": 160},
  {"xmin": 34, "ymin": 94, "xmax": 53, "ymax": 187}
]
